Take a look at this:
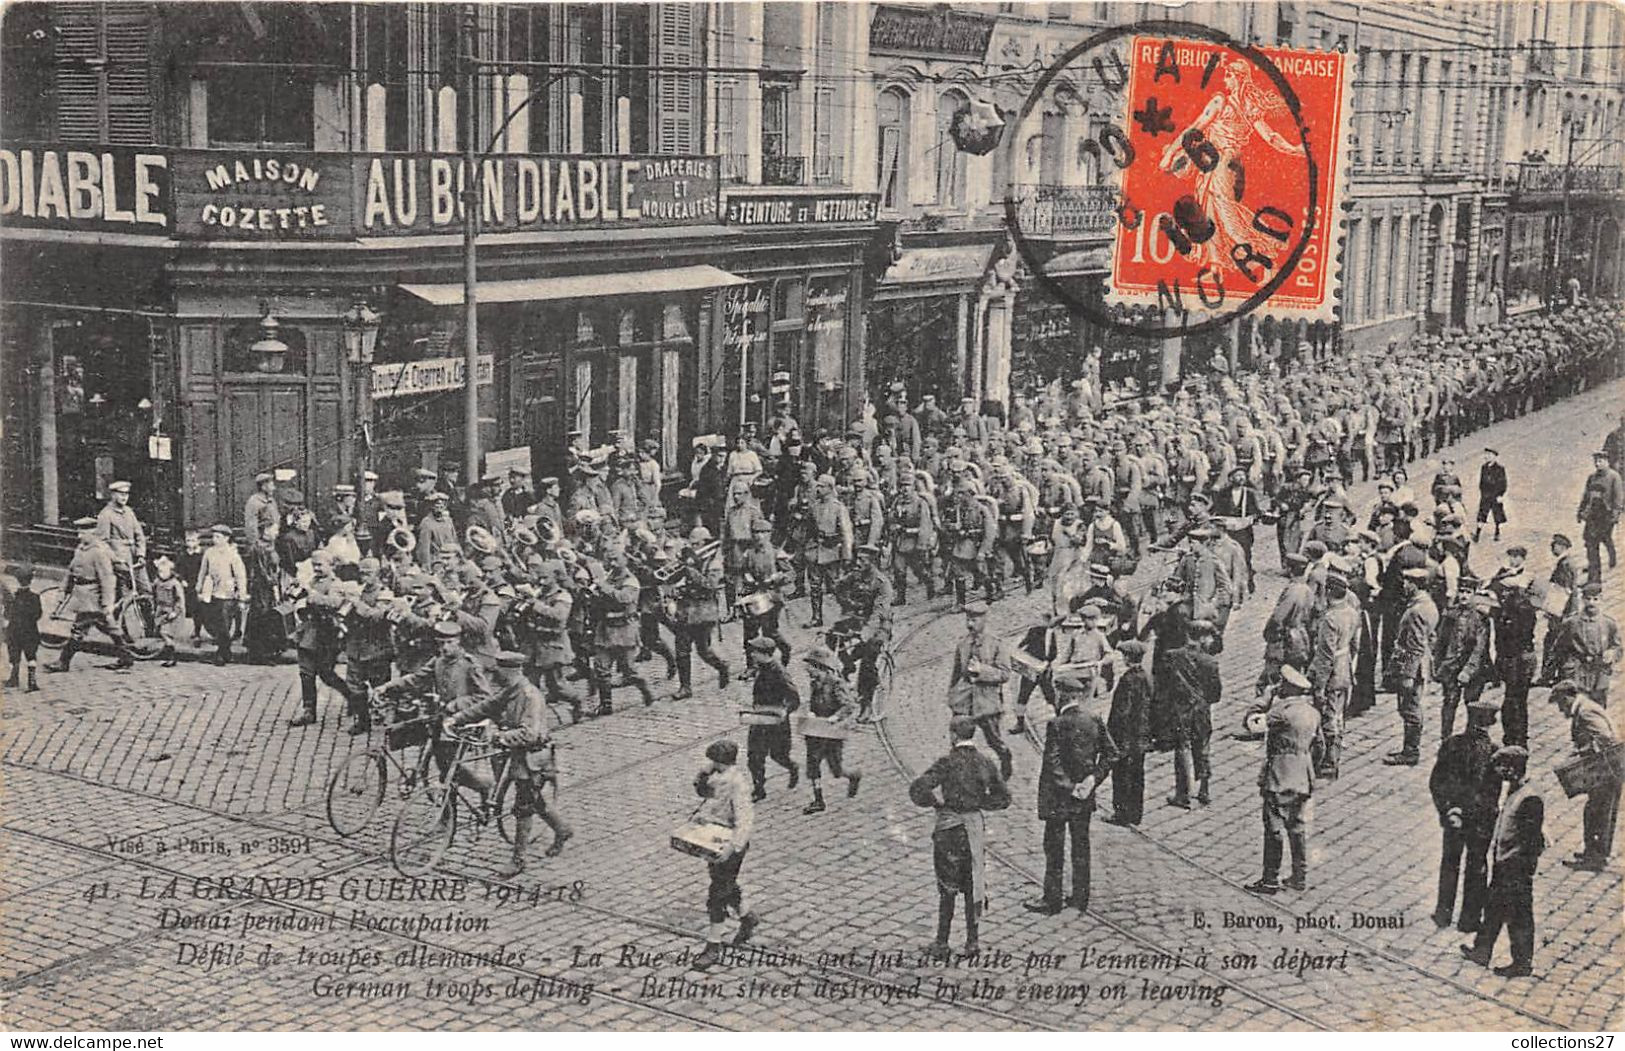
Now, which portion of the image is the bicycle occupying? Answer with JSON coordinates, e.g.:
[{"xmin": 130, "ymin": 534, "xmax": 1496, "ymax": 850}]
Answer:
[
  {"xmin": 824, "ymin": 621, "xmax": 897, "ymax": 723},
  {"xmin": 37, "ymin": 566, "xmax": 164, "ymax": 660},
  {"xmin": 324, "ymin": 689, "xmax": 440, "ymax": 838},
  {"xmin": 390, "ymin": 723, "xmax": 558, "ymax": 877}
]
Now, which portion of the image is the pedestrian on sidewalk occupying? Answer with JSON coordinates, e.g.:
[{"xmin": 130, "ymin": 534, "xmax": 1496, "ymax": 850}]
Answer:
[
  {"xmin": 1104, "ymin": 639, "xmax": 1152, "ymax": 826},
  {"xmin": 910, "ymin": 715, "xmax": 1010, "ymax": 959},
  {"xmin": 1462, "ymin": 746, "xmax": 1543, "ymax": 978},
  {"xmin": 3, "ymin": 565, "xmax": 42, "ymax": 692}
]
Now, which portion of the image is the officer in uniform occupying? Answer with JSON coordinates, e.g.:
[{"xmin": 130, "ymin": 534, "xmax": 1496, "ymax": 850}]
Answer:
[
  {"xmin": 45, "ymin": 517, "xmax": 134, "ymax": 672},
  {"xmin": 803, "ymin": 474, "xmax": 852, "ymax": 628},
  {"xmin": 672, "ymin": 528, "xmax": 731, "ymax": 700},
  {"xmin": 288, "ymin": 550, "xmax": 349, "ymax": 727},
  {"xmin": 737, "ymin": 519, "xmax": 792, "ymax": 671},
  {"xmin": 594, "ymin": 541, "xmax": 654, "ymax": 712},
  {"xmin": 948, "ymin": 602, "xmax": 1015, "ymax": 779},
  {"xmin": 890, "ymin": 469, "xmax": 938, "ymax": 603},
  {"xmin": 96, "ymin": 480, "xmax": 149, "ymax": 598},
  {"xmin": 800, "ymin": 643, "xmax": 862, "ymax": 814},
  {"xmin": 942, "ymin": 475, "xmax": 997, "ymax": 611},
  {"xmin": 832, "ymin": 544, "xmax": 894, "ymax": 721},
  {"xmin": 444, "ymin": 650, "xmax": 572, "ymax": 876}
]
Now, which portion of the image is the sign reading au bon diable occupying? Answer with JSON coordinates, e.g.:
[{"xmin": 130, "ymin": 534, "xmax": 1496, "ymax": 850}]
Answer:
[{"xmin": 356, "ymin": 154, "xmax": 719, "ymax": 233}]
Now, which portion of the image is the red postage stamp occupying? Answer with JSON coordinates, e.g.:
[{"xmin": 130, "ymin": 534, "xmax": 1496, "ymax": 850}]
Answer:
[{"xmin": 1107, "ymin": 37, "xmax": 1350, "ymax": 323}]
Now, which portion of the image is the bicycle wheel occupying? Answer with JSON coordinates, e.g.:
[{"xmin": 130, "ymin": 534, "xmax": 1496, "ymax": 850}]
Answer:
[
  {"xmin": 495, "ymin": 775, "xmax": 515, "ymax": 844},
  {"xmin": 326, "ymin": 749, "xmax": 387, "ymax": 838},
  {"xmin": 36, "ymin": 587, "xmax": 69, "ymax": 649},
  {"xmin": 118, "ymin": 596, "xmax": 165, "ymax": 660},
  {"xmin": 391, "ymin": 782, "xmax": 456, "ymax": 877}
]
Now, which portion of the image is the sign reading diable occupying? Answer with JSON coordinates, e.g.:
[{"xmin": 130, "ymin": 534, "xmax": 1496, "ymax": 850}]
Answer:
[
  {"xmin": 0, "ymin": 145, "xmax": 170, "ymax": 232},
  {"xmin": 355, "ymin": 155, "xmax": 719, "ymax": 233}
]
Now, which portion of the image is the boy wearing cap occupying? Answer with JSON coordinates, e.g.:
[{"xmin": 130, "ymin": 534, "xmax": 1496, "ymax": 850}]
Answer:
[
  {"xmin": 150, "ymin": 556, "xmax": 186, "ymax": 668},
  {"xmin": 1462, "ymin": 746, "xmax": 1542, "ymax": 977},
  {"xmin": 444, "ymin": 651, "xmax": 572, "ymax": 876},
  {"xmin": 910, "ymin": 715, "xmax": 1010, "ymax": 958},
  {"xmin": 1429, "ymin": 698, "xmax": 1502, "ymax": 931},
  {"xmin": 744, "ymin": 636, "xmax": 800, "ymax": 801},
  {"xmin": 1551, "ymin": 682, "xmax": 1621, "ymax": 872},
  {"xmin": 1474, "ymin": 449, "xmax": 1508, "ymax": 543},
  {"xmin": 3, "ymin": 566, "xmax": 43, "ymax": 692},
  {"xmin": 690, "ymin": 740, "xmax": 757, "ymax": 970},
  {"xmin": 193, "ymin": 525, "xmax": 247, "ymax": 667},
  {"xmin": 800, "ymin": 644, "xmax": 861, "ymax": 814}
]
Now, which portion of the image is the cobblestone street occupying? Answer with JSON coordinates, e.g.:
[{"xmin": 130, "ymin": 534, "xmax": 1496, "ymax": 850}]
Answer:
[{"xmin": 2, "ymin": 381, "xmax": 1621, "ymax": 1031}]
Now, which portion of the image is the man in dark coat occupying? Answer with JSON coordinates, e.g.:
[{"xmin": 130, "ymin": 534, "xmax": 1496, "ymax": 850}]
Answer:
[
  {"xmin": 1462, "ymin": 746, "xmax": 1543, "ymax": 978},
  {"xmin": 745, "ymin": 636, "xmax": 801, "ymax": 801},
  {"xmin": 1429, "ymin": 697, "xmax": 1502, "ymax": 932},
  {"xmin": 910, "ymin": 715, "xmax": 1011, "ymax": 959},
  {"xmin": 1245, "ymin": 665, "xmax": 1321, "ymax": 894},
  {"xmin": 1025, "ymin": 687, "xmax": 1118, "ymax": 914},
  {"xmin": 1152, "ymin": 620, "xmax": 1223, "ymax": 807},
  {"xmin": 1473, "ymin": 448, "xmax": 1508, "ymax": 543},
  {"xmin": 1104, "ymin": 640, "xmax": 1152, "ymax": 826}
]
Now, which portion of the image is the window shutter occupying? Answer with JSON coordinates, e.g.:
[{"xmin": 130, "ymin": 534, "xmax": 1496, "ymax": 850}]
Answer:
[
  {"xmin": 654, "ymin": 3, "xmax": 698, "ymax": 153},
  {"xmin": 52, "ymin": 2, "xmax": 151, "ymax": 144}
]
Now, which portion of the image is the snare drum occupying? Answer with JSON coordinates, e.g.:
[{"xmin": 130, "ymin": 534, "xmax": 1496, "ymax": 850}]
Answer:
[{"xmin": 737, "ymin": 591, "xmax": 777, "ymax": 616}]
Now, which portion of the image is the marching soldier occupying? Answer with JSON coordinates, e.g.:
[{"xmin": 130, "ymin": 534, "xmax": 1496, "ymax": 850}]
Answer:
[
  {"xmin": 532, "ymin": 477, "xmax": 564, "ymax": 539},
  {"xmin": 803, "ymin": 474, "xmax": 853, "ymax": 628},
  {"xmin": 592, "ymin": 541, "xmax": 654, "ymax": 712},
  {"xmin": 942, "ymin": 475, "xmax": 997, "ymax": 612},
  {"xmin": 519, "ymin": 567, "xmax": 585, "ymax": 723},
  {"xmin": 287, "ymin": 550, "xmax": 350, "ymax": 727},
  {"xmin": 96, "ymin": 480, "xmax": 149, "ymax": 597},
  {"xmin": 832, "ymin": 544, "xmax": 894, "ymax": 721},
  {"xmin": 629, "ymin": 531, "xmax": 679, "ymax": 683},
  {"xmin": 988, "ymin": 459, "xmax": 1037, "ymax": 596},
  {"xmin": 339, "ymin": 557, "xmax": 397, "ymax": 734},
  {"xmin": 800, "ymin": 644, "xmax": 862, "ymax": 814},
  {"xmin": 848, "ymin": 467, "xmax": 887, "ymax": 554},
  {"xmin": 737, "ymin": 519, "xmax": 792, "ymax": 671},
  {"xmin": 890, "ymin": 470, "xmax": 939, "ymax": 603},
  {"xmin": 672, "ymin": 527, "xmax": 731, "ymax": 700},
  {"xmin": 721, "ymin": 482, "xmax": 770, "ymax": 607},
  {"xmin": 45, "ymin": 517, "xmax": 135, "ymax": 673}
]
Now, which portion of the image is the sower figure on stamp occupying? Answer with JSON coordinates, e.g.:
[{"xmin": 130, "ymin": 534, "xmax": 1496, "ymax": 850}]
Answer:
[
  {"xmin": 1244, "ymin": 665, "xmax": 1321, "ymax": 894},
  {"xmin": 1026, "ymin": 667, "xmax": 1118, "ymax": 915},
  {"xmin": 911, "ymin": 715, "xmax": 1010, "ymax": 960},
  {"xmin": 1462, "ymin": 746, "xmax": 1543, "ymax": 978},
  {"xmin": 1429, "ymin": 697, "xmax": 1502, "ymax": 933}
]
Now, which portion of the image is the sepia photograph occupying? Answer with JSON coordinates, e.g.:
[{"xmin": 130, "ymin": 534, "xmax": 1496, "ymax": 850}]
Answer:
[{"xmin": 0, "ymin": 0, "xmax": 1621, "ymax": 1035}]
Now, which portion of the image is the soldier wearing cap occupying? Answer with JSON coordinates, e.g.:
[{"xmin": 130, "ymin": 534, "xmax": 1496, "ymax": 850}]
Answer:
[
  {"xmin": 1551, "ymin": 582, "xmax": 1621, "ymax": 705},
  {"xmin": 244, "ymin": 471, "xmax": 279, "ymax": 546},
  {"xmin": 941, "ymin": 475, "xmax": 998, "ymax": 611},
  {"xmin": 1262, "ymin": 552, "xmax": 1315, "ymax": 689},
  {"xmin": 737, "ymin": 518, "xmax": 791, "ymax": 672},
  {"xmin": 333, "ymin": 557, "xmax": 398, "ymax": 733},
  {"xmin": 948, "ymin": 602, "xmax": 1015, "ymax": 779},
  {"xmin": 354, "ymin": 471, "xmax": 384, "ymax": 556},
  {"xmin": 1383, "ymin": 565, "xmax": 1440, "ymax": 766},
  {"xmin": 832, "ymin": 543, "xmax": 894, "ymax": 720},
  {"xmin": 799, "ymin": 643, "xmax": 862, "ymax": 814},
  {"xmin": 287, "ymin": 550, "xmax": 349, "ymax": 727},
  {"xmin": 910, "ymin": 714, "xmax": 1009, "ymax": 959},
  {"xmin": 721, "ymin": 479, "xmax": 770, "ymax": 607},
  {"xmin": 416, "ymin": 492, "xmax": 461, "ymax": 569},
  {"xmin": 96, "ymin": 480, "xmax": 150, "ymax": 598},
  {"xmin": 593, "ymin": 541, "xmax": 654, "ymax": 712},
  {"xmin": 1308, "ymin": 570, "xmax": 1361, "ymax": 778},
  {"xmin": 889, "ymin": 467, "xmax": 939, "ymax": 604},
  {"xmin": 1152, "ymin": 617, "xmax": 1222, "ymax": 808},
  {"xmin": 45, "ymin": 516, "xmax": 135, "ymax": 673},
  {"xmin": 1243, "ymin": 664, "xmax": 1320, "ymax": 895},
  {"xmin": 444, "ymin": 650, "xmax": 572, "ymax": 875},
  {"xmin": 1429, "ymin": 697, "xmax": 1502, "ymax": 932},
  {"xmin": 1435, "ymin": 585, "xmax": 1496, "ymax": 740},
  {"xmin": 1578, "ymin": 448, "xmax": 1624, "ymax": 584},
  {"xmin": 1461, "ymin": 745, "xmax": 1542, "ymax": 978},
  {"xmin": 802, "ymin": 473, "xmax": 852, "ymax": 628},
  {"xmin": 671, "ymin": 527, "xmax": 730, "ymax": 701}
]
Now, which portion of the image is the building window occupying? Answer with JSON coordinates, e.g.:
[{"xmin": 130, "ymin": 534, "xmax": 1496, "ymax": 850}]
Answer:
[
  {"xmin": 51, "ymin": 1, "xmax": 152, "ymax": 144},
  {"xmin": 208, "ymin": 69, "xmax": 314, "ymax": 148},
  {"xmin": 878, "ymin": 87, "xmax": 910, "ymax": 210},
  {"xmin": 935, "ymin": 90, "xmax": 969, "ymax": 208},
  {"xmin": 193, "ymin": 4, "xmax": 346, "ymax": 149},
  {"xmin": 717, "ymin": 82, "xmax": 743, "ymax": 181},
  {"xmin": 762, "ymin": 81, "xmax": 801, "ymax": 184},
  {"xmin": 813, "ymin": 86, "xmax": 839, "ymax": 184}
]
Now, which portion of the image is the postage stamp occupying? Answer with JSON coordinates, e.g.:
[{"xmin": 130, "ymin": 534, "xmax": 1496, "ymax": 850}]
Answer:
[{"xmin": 1106, "ymin": 36, "xmax": 1350, "ymax": 324}]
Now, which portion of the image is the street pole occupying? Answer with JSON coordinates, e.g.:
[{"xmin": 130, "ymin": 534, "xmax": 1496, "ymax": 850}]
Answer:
[{"xmin": 462, "ymin": 3, "xmax": 481, "ymax": 486}]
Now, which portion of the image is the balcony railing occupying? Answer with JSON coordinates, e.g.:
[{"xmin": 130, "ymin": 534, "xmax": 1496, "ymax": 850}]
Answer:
[
  {"xmin": 1513, "ymin": 161, "xmax": 1625, "ymax": 195},
  {"xmin": 1527, "ymin": 38, "xmax": 1556, "ymax": 78},
  {"xmin": 762, "ymin": 154, "xmax": 805, "ymax": 186},
  {"xmin": 1011, "ymin": 183, "xmax": 1120, "ymax": 238},
  {"xmin": 722, "ymin": 154, "xmax": 751, "ymax": 184}
]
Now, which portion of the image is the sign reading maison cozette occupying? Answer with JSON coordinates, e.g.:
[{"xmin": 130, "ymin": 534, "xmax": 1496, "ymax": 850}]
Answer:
[{"xmin": 0, "ymin": 145, "xmax": 721, "ymax": 239}]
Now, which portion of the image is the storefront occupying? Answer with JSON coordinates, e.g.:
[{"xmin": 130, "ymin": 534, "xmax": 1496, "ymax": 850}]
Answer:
[{"xmin": 866, "ymin": 237, "xmax": 1005, "ymax": 410}]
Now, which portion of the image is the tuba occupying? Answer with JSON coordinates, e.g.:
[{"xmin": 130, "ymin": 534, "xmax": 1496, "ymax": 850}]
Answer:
[
  {"xmin": 384, "ymin": 525, "xmax": 417, "ymax": 555},
  {"xmin": 465, "ymin": 525, "xmax": 500, "ymax": 556}
]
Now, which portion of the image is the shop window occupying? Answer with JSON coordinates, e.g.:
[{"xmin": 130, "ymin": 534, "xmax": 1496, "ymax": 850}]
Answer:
[
  {"xmin": 223, "ymin": 320, "xmax": 308, "ymax": 377},
  {"xmin": 878, "ymin": 87, "xmax": 911, "ymax": 210},
  {"xmin": 50, "ymin": 319, "xmax": 156, "ymax": 523},
  {"xmin": 935, "ymin": 90, "xmax": 969, "ymax": 208}
]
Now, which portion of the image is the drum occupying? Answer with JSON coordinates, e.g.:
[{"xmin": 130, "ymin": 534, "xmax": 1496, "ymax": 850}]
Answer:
[
  {"xmin": 737, "ymin": 591, "xmax": 777, "ymax": 617},
  {"xmin": 670, "ymin": 822, "xmax": 734, "ymax": 861},
  {"xmin": 796, "ymin": 714, "xmax": 850, "ymax": 740}
]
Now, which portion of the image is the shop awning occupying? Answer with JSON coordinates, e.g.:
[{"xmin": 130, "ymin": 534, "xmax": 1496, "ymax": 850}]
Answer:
[
  {"xmin": 1043, "ymin": 247, "xmax": 1111, "ymax": 276},
  {"xmin": 400, "ymin": 265, "xmax": 749, "ymax": 307},
  {"xmin": 879, "ymin": 245, "xmax": 996, "ymax": 288}
]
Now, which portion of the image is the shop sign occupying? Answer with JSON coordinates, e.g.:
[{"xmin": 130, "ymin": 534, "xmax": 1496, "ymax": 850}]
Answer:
[
  {"xmin": 721, "ymin": 283, "xmax": 770, "ymax": 358},
  {"xmin": 724, "ymin": 193, "xmax": 878, "ymax": 227},
  {"xmin": 173, "ymin": 151, "xmax": 352, "ymax": 239},
  {"xmin": 355, "ymin": 154, "xmax": 719, "ymax": 233},
  {"xmin": 882, "ymin": 245, "xmax": 994, "ymax": 286},
  {"xmin": 372, "ymin": 354, "xmax": 495, "ymax": 400},
  {"xmin": 0, "ymin": 144, "xmax": 170, "ymax": 232},
  {"xmin": 869, "ymin": 5, "xmax": 993, "ymax": 61},
  {"xmin": 806, "ymin": 277, "xmax": 849, "ymax": 384}
]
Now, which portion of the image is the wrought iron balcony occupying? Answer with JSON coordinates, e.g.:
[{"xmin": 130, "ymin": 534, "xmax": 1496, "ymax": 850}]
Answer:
[
  {"xmin": 1526, "ymin": 38, "xmax": 1556, "ymax": 79},
  {"xmin": 761, "ymin": 154, "xmax": 805, "ymax": 186},
  {"xmin": 1010, "ymin": 183, "xmax": 1120, "ymax": 238},
  {"xmin": 1513, "ymin": 161, "xmax": 1625, "ymax": 196}
]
